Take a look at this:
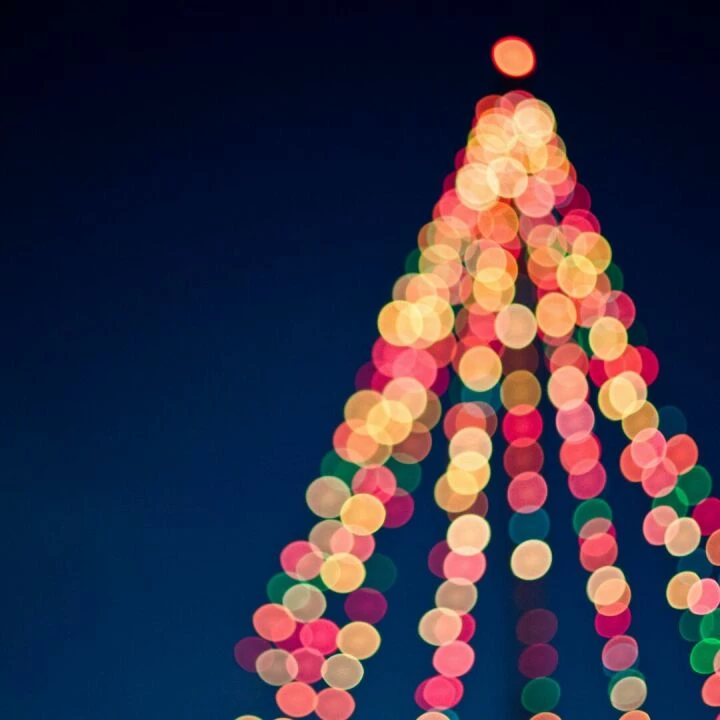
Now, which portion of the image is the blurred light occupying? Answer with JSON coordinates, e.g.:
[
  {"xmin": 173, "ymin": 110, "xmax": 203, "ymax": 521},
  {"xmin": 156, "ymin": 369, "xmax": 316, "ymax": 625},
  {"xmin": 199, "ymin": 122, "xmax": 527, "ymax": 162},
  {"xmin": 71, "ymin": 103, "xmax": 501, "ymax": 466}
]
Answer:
[{"xmin": 491, "ymin": 36, "xmax": 536, "ymax": 78}]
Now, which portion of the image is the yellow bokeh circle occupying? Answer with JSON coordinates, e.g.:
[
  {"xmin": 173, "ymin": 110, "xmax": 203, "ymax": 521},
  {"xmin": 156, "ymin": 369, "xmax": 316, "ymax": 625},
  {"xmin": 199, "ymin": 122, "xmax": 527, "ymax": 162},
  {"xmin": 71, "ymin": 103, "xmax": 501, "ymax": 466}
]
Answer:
[
  {"xmin": 321, "ymin": 653, "xmax": 364, "ymax": 690},
  {"xmin": 458, "ymin": 346, "xmax": 502, "ymax": 391},
  {"xmin": 511, "ymin": 540, "xmax": 553, "ymax": 580},
  {"xmin": 337, "ymin": 621, "xmax": 381, "ymax": 659},
  {"xmin": 557, "ymin": 254, "xmax": 598, "ymax": 298},
  {"xmin": 340, "ymin": 494, "xmax": 386, "ymax": 536},
  {"xmin": 447, "ymin": 514, "xmax": 491, "ymax": 555},
  {"xmin": 535, "ymin": 292, "xmax": 577, "ymax": 338},
  {"xmin": 283, "ymin": 584, "xmax": 327, "ymax": 623},
  {"xmin": 495, "ymin": 303, "xmax": 538, "ymax": 349},
  {"xmin": 320, "ymin": 553, "xmax": 366, "ymax": 593},
  {"xmin": 377, "ymin": 300, "xmax": 424, "ymax": 347},
  {"xmin": 667, "ymin": 571, "xmax": 701, "ymax": 609},
  {"xmin": 456, "ymin": 162, "xmax": 498, "ymax": 211},
  {"xmin": 610, "ymin": 676, "xmax": 647, "ymax": 712},
  {"xmin": 589, "ymin": 316, "xmax": 628, "ymax": 361}
]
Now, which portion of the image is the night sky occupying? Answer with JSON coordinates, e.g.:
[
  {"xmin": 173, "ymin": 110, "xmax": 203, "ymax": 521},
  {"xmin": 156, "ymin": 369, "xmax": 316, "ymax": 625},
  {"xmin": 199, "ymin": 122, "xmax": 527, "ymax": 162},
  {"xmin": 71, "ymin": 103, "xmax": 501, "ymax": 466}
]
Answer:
[{"xmin": 2, "ymin": 3, "xmax": 720, "ymax": 719}]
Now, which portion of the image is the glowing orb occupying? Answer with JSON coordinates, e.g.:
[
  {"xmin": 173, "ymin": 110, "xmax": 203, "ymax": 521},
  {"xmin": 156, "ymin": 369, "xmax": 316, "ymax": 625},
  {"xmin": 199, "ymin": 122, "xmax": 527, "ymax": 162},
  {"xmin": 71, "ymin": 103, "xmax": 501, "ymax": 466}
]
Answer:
[{"xmin": 491, "ymin": 36, "xmax": 536, "ymax": 78}]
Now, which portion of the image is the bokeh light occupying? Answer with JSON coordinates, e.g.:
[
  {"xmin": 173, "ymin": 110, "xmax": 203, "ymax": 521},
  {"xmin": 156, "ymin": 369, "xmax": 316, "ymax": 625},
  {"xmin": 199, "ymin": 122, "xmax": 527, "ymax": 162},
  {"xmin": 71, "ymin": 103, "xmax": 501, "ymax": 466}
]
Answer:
[{"xmin": 491, "ymin": 36, "xmax": 537, "ymax": 78}]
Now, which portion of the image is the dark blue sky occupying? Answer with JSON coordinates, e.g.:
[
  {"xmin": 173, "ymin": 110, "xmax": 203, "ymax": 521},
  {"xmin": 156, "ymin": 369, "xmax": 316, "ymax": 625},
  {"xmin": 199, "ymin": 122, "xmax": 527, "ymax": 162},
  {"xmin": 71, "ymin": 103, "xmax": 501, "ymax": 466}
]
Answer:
[{"xmin": 2, "ymin": 3, "xmax": 719, "ymax": 719}]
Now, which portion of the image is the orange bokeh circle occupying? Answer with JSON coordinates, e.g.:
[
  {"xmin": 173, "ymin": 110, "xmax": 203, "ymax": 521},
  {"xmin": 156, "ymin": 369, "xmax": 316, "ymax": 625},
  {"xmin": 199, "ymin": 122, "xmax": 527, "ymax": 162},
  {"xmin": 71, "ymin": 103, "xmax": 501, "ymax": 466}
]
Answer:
[{"xmin": 491, "ymin": 36, "xmax": 536, "ymax": 79}]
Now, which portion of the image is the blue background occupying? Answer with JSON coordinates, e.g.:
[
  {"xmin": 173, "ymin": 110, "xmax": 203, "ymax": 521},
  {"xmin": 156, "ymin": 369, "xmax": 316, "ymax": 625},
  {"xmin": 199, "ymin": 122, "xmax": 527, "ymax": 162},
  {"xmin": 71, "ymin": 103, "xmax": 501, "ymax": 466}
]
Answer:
[{"xmin": 1, "ymin": 3, "xmax": 719, "ymax": 718}]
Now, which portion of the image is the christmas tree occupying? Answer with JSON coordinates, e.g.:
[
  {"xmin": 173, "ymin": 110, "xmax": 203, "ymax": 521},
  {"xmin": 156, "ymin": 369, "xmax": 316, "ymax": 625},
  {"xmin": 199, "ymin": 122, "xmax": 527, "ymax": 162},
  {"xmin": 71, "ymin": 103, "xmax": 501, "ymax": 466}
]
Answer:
[{"xmin": 233, "ymin": 37, "xmax": 720, "ymax": 719}]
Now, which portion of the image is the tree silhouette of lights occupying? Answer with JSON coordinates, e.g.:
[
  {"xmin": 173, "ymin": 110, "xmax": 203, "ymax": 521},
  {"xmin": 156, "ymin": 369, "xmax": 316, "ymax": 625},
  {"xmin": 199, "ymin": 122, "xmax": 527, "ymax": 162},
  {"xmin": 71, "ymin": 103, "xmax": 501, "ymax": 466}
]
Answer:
[{"xmin": 233, "ymin": 37, "xmax": 720, "ymax": 720}]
